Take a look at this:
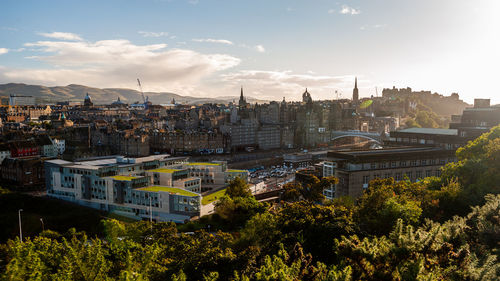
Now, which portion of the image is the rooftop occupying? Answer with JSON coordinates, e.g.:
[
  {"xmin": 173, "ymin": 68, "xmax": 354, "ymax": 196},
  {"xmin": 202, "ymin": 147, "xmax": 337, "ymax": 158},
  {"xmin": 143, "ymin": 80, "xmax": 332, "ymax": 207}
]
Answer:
[
  {"xmin": 396, "ymin": 127, "xmax": 458, "ymax": 136},
  {"xmin": 227, "ymin": 169, "xmax": 248, "ymax": 173},
  {"xmin": 325, "ymin": 146, "xmax": 455, "ymax": 162},
  {"xmin": 137, "ymin": 186, "xmax": 199, "ymax": 197},
  {"xmin": 109, "ymin": 175, "xmax": 140, "ymax": 181},
  {"xmin": 46, "ymin": 155, "xmax": 188, "ymax": 169},
  {"xmin": 147, "ymin": 168, "xmax": 182, "ymax": 173},
  {"xmin": 187, "ymin": 162, "xmax": 221, "ymax": 166}
]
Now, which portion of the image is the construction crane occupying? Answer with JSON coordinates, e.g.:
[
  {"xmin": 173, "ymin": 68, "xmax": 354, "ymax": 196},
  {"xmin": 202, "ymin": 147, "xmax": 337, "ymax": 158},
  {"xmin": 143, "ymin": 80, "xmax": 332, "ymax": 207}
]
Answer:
[{"xmin": 136, "ymin": 78, "xmax": 146, "ymax": 104}]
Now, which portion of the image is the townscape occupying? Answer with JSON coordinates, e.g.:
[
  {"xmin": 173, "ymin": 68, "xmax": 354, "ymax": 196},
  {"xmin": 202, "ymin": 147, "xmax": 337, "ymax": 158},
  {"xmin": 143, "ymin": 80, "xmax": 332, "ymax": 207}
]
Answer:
[{"xmin": 1, "ymin": 0, "xmax": 499, "ymax": 280}]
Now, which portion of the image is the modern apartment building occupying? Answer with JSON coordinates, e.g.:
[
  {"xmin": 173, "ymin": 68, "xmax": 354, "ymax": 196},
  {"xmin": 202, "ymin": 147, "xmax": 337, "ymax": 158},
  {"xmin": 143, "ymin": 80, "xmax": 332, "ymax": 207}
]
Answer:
[
  {"xmin": 45, "ymin": 155, "xmax": 249, "ymax": 222},
  {"xmin": 45, "ymin": 155, "xmax": 200, "ymax": 222},
  {"xmin": 321, "ymin": 147, "xmax": 456, "ymax": 199}
]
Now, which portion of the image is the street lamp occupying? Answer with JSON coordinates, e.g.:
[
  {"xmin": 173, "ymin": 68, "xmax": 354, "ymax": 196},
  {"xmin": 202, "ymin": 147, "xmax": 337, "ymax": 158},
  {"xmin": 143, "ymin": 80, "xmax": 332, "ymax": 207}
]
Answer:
[
  {"xmin": 40, "ymin": 218, "xmax": 44, "ymax": 231},
  {"xmin": 18, "ymin": 209, "xmax": 23, "ymax": 242}
]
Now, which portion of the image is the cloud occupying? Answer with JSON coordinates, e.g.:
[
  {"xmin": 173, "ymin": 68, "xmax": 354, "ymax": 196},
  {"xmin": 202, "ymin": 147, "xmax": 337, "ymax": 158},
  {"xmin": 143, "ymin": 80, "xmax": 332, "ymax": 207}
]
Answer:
[
  {"xmin": 192, "ymin": 38, "xmax": 233, "ymax": 45},
  {"xmin": 0, "ymin": 37, "xmax": 240, "ymax": 95},
  {"xmin": 1, "ymin": 27, "xmax": 18, "ymax": 31},
  {"xmin": 255, "ymin": 45, "xmax": 266, "ymax": 53},
  {"xmin": 328, "ymin": 9, "xmax": 335, "ymax": 14},
  {"xmin": 221, "ymin": 70, "xmax": 356, "ymax": 100},
  {"xmin": 0, "ymin": 48, "xmax": 8, "ymax": 55},
  {"xmin": 360, "ymin": 24, "xmax": 387, "ymax": 31},
  {"xmin": 340, "ymin": 5, "xmax": 360, "ymax": 15},
  {"xmin": 138, "ymin": 31, "xmax": 169, "ymax": 37},
  {"xmin": 38, "ymin": 32, "xmax": 83, "ymax": 41}
]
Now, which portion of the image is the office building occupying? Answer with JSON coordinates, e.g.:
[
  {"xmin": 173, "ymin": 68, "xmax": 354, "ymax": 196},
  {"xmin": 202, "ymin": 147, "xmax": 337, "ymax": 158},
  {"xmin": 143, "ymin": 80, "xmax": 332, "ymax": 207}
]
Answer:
[{"xmin": 321, "ymin": 147, "xmax": 456, "ymax": 199}]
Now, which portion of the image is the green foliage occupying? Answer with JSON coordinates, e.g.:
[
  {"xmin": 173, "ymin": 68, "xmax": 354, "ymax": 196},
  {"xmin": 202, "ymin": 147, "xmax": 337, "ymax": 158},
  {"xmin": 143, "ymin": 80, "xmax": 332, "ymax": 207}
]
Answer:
[
  {"xmin": 226, "ymin": 177, "xmax": 252, "ymax": 198},
  {"xmin": 240, "ymin": 201, "xmax": 354, "ymax": 264},
  {"xmin": 283, "ymin": 176, "xmax": 337, "ymax": 202},
  {"xmin": 1, "ymin": 126, "xmax": 499, "ymax": 280},
  {"xmin": 440, "ymin": 125, "xmax": 500, "ymax": 211},
  {"xmin": 214, "ymin": 196, "xmax": 266, "ymax": 228},
  {"xmin": 405, "ymin": 110, "xmax": 447, "ymax": 129},
  {"xmin": 237, "ymin": 244, "xmax": 352, "ymax": 281},
  {"xmin": 404, "ymin": 119, "xmax": 421, "ymax": 128},
  {"xmin": 355, "ymin": 178, "xmax": 424, "ymax": 236}
]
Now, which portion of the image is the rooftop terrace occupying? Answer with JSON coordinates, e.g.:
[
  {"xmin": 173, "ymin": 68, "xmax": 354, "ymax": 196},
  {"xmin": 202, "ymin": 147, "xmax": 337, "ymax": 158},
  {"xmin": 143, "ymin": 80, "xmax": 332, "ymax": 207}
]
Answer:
[
  {"xmin": 147, "ymin": 168, "xmax": 182, "ymax": 173},
  {"xmin": 137, "ymin": 186, "xmax": 199, "ymax": 197}
]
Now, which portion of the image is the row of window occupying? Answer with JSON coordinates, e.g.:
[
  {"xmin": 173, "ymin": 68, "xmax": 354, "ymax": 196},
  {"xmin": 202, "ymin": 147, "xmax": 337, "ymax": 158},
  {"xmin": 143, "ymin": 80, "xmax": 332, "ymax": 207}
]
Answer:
[
  {"xmin": 364, "ymin": 158, "xmax": 452, "ymax": 170},
  {"xmin": 68, "ymin": 169, "xmax": 92, "ymax": 175},
  {"xmin": 362, "ymin": 169, "xmax": 441, "ymax": 185}
]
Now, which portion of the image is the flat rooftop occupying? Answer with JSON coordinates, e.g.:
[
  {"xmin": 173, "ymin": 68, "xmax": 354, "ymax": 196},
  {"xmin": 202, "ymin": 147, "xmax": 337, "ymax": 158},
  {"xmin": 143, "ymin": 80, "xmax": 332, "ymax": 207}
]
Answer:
[
  {"xmin": 395, "ymin": 127, "xmax": 458, "ymax": 136},
  {"xmin": 137, "ymin": 186, "xmax": 199, "ymax": 197},
  {"xmin": 46, "ymin": 155, "xmax": 188, "ymax": 169},
  {"xmin": 147, "ymin": 168, "xmax": 182, "ymax": 173},
  {"xmin": 326, "ymin": 146, "xmax": 455, "ymax": 162},
  {"xmin": 227, "ymin": 169, "xmax": 248, "ymax": 173},
  {"xmin": 187, "ymin": 162, "xmax": 221, "ymax": 166},
  {"xmin": 109, "ymin": 175, "xmax": 141, "ymax": 181}
]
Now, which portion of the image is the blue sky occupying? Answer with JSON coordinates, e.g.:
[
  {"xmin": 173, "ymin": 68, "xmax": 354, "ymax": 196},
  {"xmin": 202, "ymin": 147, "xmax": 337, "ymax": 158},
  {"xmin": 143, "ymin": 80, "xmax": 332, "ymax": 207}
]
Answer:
[{"xmin": 0, "ymin": 0, "xmax": 499, "ymax": 103}]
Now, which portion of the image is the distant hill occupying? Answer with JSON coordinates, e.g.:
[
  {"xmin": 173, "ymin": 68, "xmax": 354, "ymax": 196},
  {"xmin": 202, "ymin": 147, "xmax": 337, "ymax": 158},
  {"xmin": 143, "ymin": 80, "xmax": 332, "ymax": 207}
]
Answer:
[{"xmin": 0, "ymin": 83, "xmax": 268, "ymax": 105}]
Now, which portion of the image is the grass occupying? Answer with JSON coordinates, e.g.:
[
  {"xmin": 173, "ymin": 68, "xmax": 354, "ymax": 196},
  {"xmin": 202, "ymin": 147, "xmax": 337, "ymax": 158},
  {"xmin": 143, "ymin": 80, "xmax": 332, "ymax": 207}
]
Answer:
[
  {"xmin": 202, "ymin": 188, "xmax": 227, "ymax": 205},
  {"xmin": 227, "ymin": 169, "xmax": 248, "ymax": 173},
  {"xmin": 109, "ymin": 175, "xmax": 139, "ymax": 181},
  {"xmin": 0, "ymin": 190, "xmax": 106, "ymax": 243},
  {"xmin": 146, "ymin": 168, "xmax": 181, "ymax": 173},
  {"xmin": 137, "ymin": 186, "xmax": 199, "ymax": 197}
]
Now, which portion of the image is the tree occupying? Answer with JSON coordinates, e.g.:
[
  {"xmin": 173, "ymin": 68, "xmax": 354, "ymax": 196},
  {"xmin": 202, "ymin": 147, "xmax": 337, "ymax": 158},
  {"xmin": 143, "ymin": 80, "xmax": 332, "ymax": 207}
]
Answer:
[
  {"xmin": 226, "ymin": 177, "xmax": 252, "ymax": 198},
  {"xmin": 440, "ymin": 125, "xmax": 500, "ymax": 209},
  {"xmin": 214, "ymin": 196, "xmax": 266, "ymax": 227},
  {"xmin": 282, "ymin": 176, "xmax": 338, "ymax": 202},
  {"xmin": 355, "ymin": 178, "xmax": 423, "ymax": 236}
]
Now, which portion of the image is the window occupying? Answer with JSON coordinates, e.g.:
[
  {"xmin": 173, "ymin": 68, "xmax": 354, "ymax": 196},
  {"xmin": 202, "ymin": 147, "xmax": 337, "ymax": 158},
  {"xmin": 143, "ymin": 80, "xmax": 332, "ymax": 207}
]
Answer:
[
  {"xmin": 391, "ymin": 162, "xmax": 397, "ymax": 168},
  {"xmin": 425, "ymin": 170, "xmax": 432, "ymax": 177},
  {"xmin": 370, "ymin": 163, "xmax": 376, "ymax": 169},
  {"xmin": 421, "ymin": 160, "xmax": 427, "ymax": 165},
  {"xmin": 395, "ymin": 172, "xmax": 402, "ymax": 181},
  {"xmin": 400, "ymin": 161, "xmax": 407, "ymax": 167},
  {"xmin": 363, "ymin": 175, "xmax": 370, "ymax": 184},
  {"xmin": 384, "ymin": 173, "xmax": 391, "ymax": 179},
  {"xmin": 410, "ymin": 160, "xmax": 417, "ymax": 166}
]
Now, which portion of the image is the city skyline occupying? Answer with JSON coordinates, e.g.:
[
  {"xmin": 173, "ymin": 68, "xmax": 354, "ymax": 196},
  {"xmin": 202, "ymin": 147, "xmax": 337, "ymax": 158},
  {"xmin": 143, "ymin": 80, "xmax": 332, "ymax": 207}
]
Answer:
[{"xmin": 1, "ymin": 0, "xmax": 499, "ymax": 103}]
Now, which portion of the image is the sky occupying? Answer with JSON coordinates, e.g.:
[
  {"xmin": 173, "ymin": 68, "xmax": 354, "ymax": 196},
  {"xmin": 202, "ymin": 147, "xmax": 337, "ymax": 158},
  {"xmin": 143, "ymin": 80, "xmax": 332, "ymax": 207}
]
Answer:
[{"xmin": 0, "ymin": 0, "xmax": 499, "ymax": 103}]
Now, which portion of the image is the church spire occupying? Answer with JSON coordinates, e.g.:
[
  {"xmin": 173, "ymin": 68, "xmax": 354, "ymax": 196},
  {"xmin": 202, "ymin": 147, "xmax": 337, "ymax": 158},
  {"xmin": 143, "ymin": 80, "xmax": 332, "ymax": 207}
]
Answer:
[
  {"xmin": 352, "ymin": 77, "xmax": 359, "ymax": 104},
  {"xmin": 239, "ymin": 86, "xmax": 246, "ymax": 107}
]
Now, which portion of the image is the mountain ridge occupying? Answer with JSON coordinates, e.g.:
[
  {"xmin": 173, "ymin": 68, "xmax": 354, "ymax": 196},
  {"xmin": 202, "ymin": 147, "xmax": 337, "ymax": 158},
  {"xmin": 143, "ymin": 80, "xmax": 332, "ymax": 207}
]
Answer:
[{"xmin": 0, "ymin": 83, "xmax": 268, "ymax": 105}]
